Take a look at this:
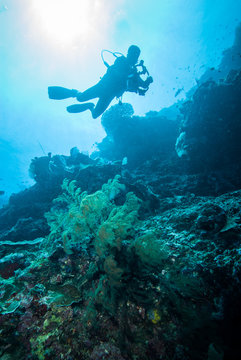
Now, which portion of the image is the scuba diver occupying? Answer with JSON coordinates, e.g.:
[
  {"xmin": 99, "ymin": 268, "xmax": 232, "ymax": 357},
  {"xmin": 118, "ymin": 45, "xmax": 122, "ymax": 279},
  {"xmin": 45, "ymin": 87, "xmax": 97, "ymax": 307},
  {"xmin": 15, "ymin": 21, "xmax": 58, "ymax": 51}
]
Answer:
[{"xmin": 48, "ymin": 45, "xmax": 153, "ymax": 119}]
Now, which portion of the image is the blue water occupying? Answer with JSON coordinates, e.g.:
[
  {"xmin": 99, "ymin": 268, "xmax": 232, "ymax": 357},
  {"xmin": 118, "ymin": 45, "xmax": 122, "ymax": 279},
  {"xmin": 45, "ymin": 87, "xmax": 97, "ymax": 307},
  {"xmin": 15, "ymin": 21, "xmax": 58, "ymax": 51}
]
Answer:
[{"xmin": 1, "ymin": 0, "xmax": 241, "ymax": 202}]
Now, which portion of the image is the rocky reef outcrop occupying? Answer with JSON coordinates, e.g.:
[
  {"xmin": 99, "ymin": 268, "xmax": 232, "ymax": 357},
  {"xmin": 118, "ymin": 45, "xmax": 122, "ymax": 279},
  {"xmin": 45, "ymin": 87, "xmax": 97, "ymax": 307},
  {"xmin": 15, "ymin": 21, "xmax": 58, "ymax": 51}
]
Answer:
[
  {"xmin": 95, "ymin": 103, "xmax": 179, "ymax": 167},
  {"xmin": 176, "ymin": 69, "xmax": 241, "ymax": 173},
  {"xmin": 176, "ymin": 23, "xmax": 241, "ymax": 177}
]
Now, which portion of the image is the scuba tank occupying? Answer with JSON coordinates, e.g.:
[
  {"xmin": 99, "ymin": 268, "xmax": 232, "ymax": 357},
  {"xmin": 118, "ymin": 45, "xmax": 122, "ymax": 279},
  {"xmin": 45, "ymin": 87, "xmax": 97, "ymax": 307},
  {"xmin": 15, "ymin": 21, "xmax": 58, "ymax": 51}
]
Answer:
[{"xmin": 101, "ymin": 49, "xmax": 153, "ymax": 96}]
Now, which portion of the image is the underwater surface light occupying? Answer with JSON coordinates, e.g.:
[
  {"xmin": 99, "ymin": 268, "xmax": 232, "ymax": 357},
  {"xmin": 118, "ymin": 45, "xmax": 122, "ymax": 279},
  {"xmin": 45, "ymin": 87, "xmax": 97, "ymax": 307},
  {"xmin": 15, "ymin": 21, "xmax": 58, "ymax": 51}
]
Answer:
[{"xmin": 32, "ymin": 0, "xmax": 95, "ymax": 46}]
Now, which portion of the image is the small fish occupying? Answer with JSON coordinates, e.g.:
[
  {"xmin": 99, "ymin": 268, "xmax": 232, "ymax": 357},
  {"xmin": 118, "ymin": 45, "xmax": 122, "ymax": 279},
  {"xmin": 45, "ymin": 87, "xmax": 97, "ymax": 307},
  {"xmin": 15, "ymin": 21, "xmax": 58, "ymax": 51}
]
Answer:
[
  {"xmin": 0, "ymin": 5, "xmax": 8, "ymax": 13},
  {"xmin": 175, "ymin": 87, "xmax": 184, "ymax": 97},
  {"xmin": 0, "ymin": 191, "xmax": 5, "ymax": 196},
  {"xmin": 122, "ymin": 157, "xmax": 128, "ymax": 166}
]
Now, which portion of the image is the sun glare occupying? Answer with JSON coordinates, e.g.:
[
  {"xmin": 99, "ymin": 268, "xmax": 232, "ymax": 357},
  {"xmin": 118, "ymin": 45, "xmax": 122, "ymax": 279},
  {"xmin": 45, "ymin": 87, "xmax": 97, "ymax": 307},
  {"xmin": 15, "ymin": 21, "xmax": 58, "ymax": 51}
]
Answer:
[{"xmin": 32, "ymin": 0, "xmax": 98, "ymax": 46}]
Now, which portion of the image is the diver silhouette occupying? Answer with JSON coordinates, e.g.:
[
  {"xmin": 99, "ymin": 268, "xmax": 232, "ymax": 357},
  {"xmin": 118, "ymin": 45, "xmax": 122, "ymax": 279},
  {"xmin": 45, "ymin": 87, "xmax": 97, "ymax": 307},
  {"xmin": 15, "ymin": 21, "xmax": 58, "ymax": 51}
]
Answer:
[{"xmin": 48, "ymin": 45, "xmax": 153, "ymax": 119}]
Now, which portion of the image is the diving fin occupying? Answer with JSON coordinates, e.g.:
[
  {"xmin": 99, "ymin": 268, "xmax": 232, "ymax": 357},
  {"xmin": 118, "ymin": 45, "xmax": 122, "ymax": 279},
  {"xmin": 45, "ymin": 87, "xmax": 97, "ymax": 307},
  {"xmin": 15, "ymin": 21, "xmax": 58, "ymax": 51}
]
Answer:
[{"xmin": 48, "ymin": 86, "xmax": 78, "ymax": 100}]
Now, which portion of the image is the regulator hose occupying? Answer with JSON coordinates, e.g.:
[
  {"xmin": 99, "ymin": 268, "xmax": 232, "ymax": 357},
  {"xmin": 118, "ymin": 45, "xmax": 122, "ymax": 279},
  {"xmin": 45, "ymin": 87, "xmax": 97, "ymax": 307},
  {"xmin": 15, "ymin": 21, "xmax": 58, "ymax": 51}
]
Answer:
[{"xmin": 101, "ymin": 49, "xmax": 124, "ymax": 68}]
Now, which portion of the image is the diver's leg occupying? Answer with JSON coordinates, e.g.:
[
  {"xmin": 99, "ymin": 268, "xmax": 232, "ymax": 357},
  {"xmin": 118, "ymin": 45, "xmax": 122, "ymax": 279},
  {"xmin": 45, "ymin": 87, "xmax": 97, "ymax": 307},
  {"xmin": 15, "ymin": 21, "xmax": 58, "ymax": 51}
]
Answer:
[
  {"xmin": 76, "ymin": 83, "xmax": 101, "ymax": 102},
  {"xmin": 67, "ymin": 82, "xmax": 101, "ymax": 114},
  {"xmin": 91, "ymin": 95, "xmax": 114, "ymax": 119},
  {"xmin": 67, "ymin": 103, "xmax": 95, "ymax": 113}
]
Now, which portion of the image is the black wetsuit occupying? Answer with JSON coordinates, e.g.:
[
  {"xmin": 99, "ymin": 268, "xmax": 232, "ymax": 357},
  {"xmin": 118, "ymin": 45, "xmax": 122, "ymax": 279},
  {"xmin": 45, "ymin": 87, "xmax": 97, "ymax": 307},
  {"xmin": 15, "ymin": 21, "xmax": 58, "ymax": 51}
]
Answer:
[{"xmin": 76, "ymin": 56, "xmax": 135, "ymax": 118}]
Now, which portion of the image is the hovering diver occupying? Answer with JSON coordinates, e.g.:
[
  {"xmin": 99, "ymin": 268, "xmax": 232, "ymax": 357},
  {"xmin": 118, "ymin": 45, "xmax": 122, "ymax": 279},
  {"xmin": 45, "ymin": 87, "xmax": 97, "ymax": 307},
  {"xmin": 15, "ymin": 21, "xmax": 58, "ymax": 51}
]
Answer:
[{"xmin": 48, "ymin": 45, "xmax": 153, "ymax": 119}]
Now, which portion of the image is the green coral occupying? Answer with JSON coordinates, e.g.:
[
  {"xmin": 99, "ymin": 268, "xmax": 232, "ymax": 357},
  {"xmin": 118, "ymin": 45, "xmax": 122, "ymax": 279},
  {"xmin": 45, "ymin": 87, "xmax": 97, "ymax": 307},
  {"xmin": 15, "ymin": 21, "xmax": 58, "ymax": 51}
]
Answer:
[
  {"xmin": 44, "ymin": 176, "xmax": 208, "ymax": 353},
  {"xmin": 45, "ymin": 175, "xmax": 137, "ymax": 256},
  {"xmin": 30, "ymin": 331, "xmax": 58, "ymax": 360},
  {"xmin": 95, "ymin": 191, "xmax": 141, "ymax": 256},
  {"xmin": 44, "ymin": 176, "xmax": 142, "ymax": 322}
]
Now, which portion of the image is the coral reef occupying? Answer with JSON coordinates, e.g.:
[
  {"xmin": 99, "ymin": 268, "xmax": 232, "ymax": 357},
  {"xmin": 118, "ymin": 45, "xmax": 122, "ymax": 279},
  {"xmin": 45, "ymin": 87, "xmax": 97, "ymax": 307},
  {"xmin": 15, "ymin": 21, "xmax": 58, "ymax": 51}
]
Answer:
[
  {"xmin": 176, "ymin": 69, "xmax": 241, "ymax": 172},
  {"xmin": 1, "ymin": 174, "xmax": 241, "ymax": 359}
]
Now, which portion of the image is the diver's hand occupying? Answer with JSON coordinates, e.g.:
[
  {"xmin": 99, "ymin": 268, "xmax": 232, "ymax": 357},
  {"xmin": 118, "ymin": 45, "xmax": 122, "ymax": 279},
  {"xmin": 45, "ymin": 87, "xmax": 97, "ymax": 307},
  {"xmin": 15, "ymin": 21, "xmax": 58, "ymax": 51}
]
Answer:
[
  {"xmin": 138, "ymin": 88, "xmax": 147, "ymax": 96},
  {"xmin": 146, "ymin": 76, "xmax": 153, "ymax": 85},
  {"xmin": 142, "ymin": 76, "xmax": 153, "ymax": 88}
]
